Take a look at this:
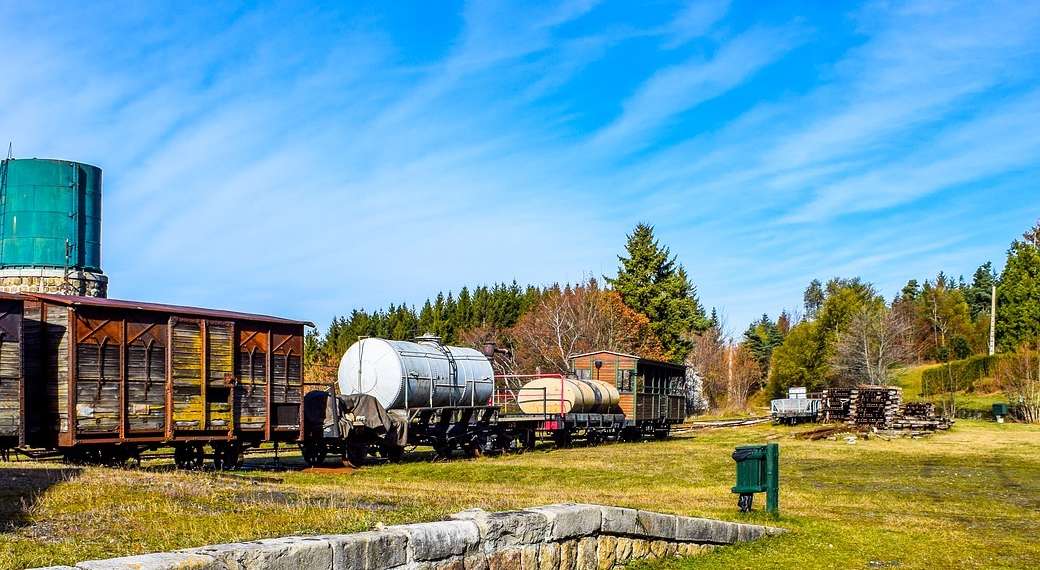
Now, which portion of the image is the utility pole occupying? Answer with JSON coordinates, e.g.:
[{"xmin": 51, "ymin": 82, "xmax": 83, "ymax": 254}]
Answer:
[{"xmin": 989, "ymin": 284, "xmax": 997, "ymax": 356}]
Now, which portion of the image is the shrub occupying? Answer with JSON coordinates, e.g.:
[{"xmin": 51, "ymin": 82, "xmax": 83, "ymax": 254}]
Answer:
[{"xmin": 921, "ymin": 354, "xmax": 1006, "ymax": 395}]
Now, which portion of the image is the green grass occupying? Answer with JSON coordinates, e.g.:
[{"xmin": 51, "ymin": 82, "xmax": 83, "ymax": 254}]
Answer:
[{"xmin": 2, "ymin": 420, "xmax": 1038, "ymax": 569}]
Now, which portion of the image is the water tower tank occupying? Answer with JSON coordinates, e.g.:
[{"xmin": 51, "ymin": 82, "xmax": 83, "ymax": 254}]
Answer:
[{"xmin": 0, "ymin": 158, "xmax": 107, "ymax": 296}]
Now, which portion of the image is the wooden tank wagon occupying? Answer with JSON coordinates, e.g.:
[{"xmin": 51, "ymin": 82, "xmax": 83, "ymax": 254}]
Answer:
[{"xmin": 6, "ymin": 293, "xmax": 311, "ymax": 467}]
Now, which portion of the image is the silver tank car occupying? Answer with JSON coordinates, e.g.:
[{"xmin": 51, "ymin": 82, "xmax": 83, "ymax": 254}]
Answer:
[{"xmin": 337, "ymin": 335, "xmax": 495, "ymax": 410}]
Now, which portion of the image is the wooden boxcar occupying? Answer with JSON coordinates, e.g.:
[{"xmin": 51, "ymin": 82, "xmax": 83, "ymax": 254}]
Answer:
[
  {"xmin": 570, "ymin": 350, "xmax": 686, "ymax": 437},
  {"xmin": 0, "ymin": 293, "xmax": 24, "ymax": 452},
  {"xmin": 19, "ymin": 294, "xmax": 312, "ymax": 465}
]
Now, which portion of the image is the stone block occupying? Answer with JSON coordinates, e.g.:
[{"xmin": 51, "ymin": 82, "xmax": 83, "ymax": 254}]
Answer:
[
  {"xmin": 452, "ymin": 508, "xmax": 548, "ymax": 549},
  {"xmin": 599, "ymin": 507, "xmax": 638, "ymax": 536},
  {"xmin": 559, "ymin": 540, "xmax": 577, "ymax": 570},
  {"xmin": 635, "ymin": 511, "xmax": 676, "ymax": 540},
  {"xmin": 613, "ymin": 537, "xmax": 632, "ymax": 565},
  {"xmin": 463, "ymin": 552, "xmax": 489, "ymax": 570},
  {"xmin": 674, "ymin": 517, "xmax": 739, "ymax": 545},
  {"xmin": 537, "ymin": 543, "xmax": 559, "ymax": 570},
  {"xmin": 486, "ymin": 549, "xmax": 521, "ymax": 570},
  {"xmin": 736, "ymin": 523, "xmax": 766, "ymax": 542},
  {"xmin": 596, "ymin": 536, "xmax": 617, "ymax": 570},
  {"xmin": 576, "ymin": 537, "xmax": 597, "ymax": 570},
  {"xmin": 519, "ymin": 545, "xmax": 540, "ymax": 570},
  {"xmin": 649, "ymin": 540, "xmax": 668, "ymax": 558},
  {"xmin": 328, "ymin": 530, "xmax": 408, "ymax": 569},
  {"xmin": 524, "ymin": 504, "xmax": 601, "ymax": 541},
  {"xmin": 433, "ymin": 557, "xmax": 465, "ymax": 570},
  {"xmin": 188, "ymin": 536, "xmax": 332, "ymax": 570},
  {"xmin": 77, "ymin": 551, "xmax": 216, "ymax": 570},
  {"xmin": 389, "ymin": 520, "xmax": 479, "ymax": 562},
  {"xmin": 630, "ymin": 539, "xmax": 650, "ymax": 560}
]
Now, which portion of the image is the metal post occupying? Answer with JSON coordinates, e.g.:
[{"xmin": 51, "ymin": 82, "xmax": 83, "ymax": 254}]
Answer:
[
  {"xmin": 765, "ymin": 442, "xmax": 779, "ymax": 516},
  {"xmin": 989, "ymin": 285, "xmax": 997, "ymax": 356}
]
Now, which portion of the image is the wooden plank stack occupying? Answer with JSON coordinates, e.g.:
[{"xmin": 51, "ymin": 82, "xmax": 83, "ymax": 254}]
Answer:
[
  {"xmin": 901, "ymin": 401, "xmax": 935, "ymax": 418},
  {"xmin": 847, "ymin": 385, "xmax": 902, "ymax": 427},
  {"xmin": 820, "ymin": 388, "xmax": 853, "ymax": 423}
]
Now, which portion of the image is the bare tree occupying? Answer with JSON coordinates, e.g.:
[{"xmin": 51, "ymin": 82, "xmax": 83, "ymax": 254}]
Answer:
[
  {"xmin": 727, "ymin": 345, "xmax": 763, "ymax": 409},
  {"xmin": 832, "ymin": 306, "xmax": 913, "ymax": 386},
  {"xmin": 508, "ymin": 280, "xmax": 664, "ymax": 374},
  {"xmin": 687, "ymin": 327, "xmax": 727, "ymax": 410},
  {"xmin": 998, "ymin": 340, "xmax": 1040, "ymax": 423},
  {"xmin": 686, "ymin": 314, "xmax": 761, "ymax": 412}
]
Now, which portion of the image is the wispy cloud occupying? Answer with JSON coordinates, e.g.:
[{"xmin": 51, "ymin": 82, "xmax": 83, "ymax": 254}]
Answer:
[{"xmin": 0, "ymin": 0, "xmax": 1036, "ymax": 330}]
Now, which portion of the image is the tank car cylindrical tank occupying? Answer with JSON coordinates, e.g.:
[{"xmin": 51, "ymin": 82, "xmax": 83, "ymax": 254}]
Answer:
[
  {"xmin": 516, "ymin": 377, "xmax": 620, "ymax": 415},
  {"xmin": 337, "ymin": 336, "xmax": 495, "ymax": 410}
]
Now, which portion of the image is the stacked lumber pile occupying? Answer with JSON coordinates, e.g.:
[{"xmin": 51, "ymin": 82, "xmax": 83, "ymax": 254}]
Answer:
[
  {"xmin": 902, "ymin": 401, "xmax": 935, "ymax": 418},
  {"xmin": 820, "ymin": 388, "xmax": 852, "ymax": 423},
  {"xmin": 847, "ymin": 386, "xmax": 902, "ymax": 427},
  {"xmin": 889, "ymin": 400, "xmax": 951, "ymax": 431}
]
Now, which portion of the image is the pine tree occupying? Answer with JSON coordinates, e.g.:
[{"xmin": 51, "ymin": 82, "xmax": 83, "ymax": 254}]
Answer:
[
  {"xmin": 803, "ymin": 279, "xmax": 824, "ymax": 319},
  {"xmin": 964, "ymin": 262, "xmax": 998, "ymax": 320},
  {"xmin": 607, "ymin": 223, "xmax": 708, "ymax": 362},
  {"xmin": 996, "ymin": 220, "xmax": 1040, "ymax": 350}
]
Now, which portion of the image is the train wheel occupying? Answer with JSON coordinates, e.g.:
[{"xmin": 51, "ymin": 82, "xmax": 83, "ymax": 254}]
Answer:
[
  {"xmin": 653, "ymin": 430, "xmax": 669, "ymax": 440},
  {"xmin": 301, "ymin": 440, "xmax": 327, "ymax": 467},
  {"xmin": 552, "ymin": 430, "xmax": 573, "ymax": 448},
  {"xmin": 432, "ymin": 442, "xmax": 453, "ymax": 461},
  {"xmin": 216, "ymin": 443, "xmax": 244, "ymax": 470},
  {"xmin": 345, "ymin": 442, "xmax": 368, "ymax": 467},
  {"xmin": 380, "ymin": 443, "xmax": 405, "ymax": 463},
  {"xmin": 174, "ymin": 444, "xmax": 204, "ymax": 470}
]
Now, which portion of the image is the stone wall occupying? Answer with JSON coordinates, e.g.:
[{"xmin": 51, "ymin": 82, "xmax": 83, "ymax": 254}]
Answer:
[
  {"xmin": 36, "ymin": 504, "xmax": 784, "ymax": 570},
  {"xmin": 0, "ymin": 267, "xmax": 107, "ymax": 297}
]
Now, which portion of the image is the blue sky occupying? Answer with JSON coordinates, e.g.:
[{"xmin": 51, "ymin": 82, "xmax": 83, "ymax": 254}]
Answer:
[{"xmin": 1, "ymin": 0, "xmax": 1038, "ymax": 335}]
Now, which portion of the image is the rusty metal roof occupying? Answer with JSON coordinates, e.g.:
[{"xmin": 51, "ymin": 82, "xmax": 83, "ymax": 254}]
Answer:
[
  {"xmin": 27, "ymin": 293, "xmax": 315, "ymax": 327},
  {"xmin": 0, "ymin": 292, "xmax": 24, "ymax": 301}
]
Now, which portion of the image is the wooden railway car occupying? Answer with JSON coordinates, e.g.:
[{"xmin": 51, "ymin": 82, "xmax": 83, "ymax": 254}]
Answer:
[
  {"xmin": 0, "ymin": 293, "xmax": 24, "ymax": 454},
  {"xmin": 569, "ymin": 350, "xmax": 686, "ymax": 438},
  {"xmin": 18, "ymin": 294, "xmax": 312, "ymax": 466}
]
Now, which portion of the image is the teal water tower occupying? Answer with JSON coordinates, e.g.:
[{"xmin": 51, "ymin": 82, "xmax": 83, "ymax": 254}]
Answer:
[{"xmin": 0, "ymin": 158, "xmax": 107, "ymax": 297}]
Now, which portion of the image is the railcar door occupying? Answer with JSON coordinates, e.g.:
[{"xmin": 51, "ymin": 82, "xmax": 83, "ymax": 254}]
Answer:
[{"xmin": 0, "ymin": 299, "xmax": 22, "ymax": 445}]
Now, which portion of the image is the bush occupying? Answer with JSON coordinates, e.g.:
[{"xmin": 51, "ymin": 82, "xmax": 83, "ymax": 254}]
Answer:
[{"xmin": 921, "ymin": 354, "xmax": 1006, "ymax": 395}]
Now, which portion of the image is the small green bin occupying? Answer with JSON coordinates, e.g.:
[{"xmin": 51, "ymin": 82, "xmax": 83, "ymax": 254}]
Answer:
[
  {"xmin": 731, "ymin": 445, "xmax": 767, "ymax": 493},
  {"xmin": 992, "ymin": 403, "xmax": 1009, "ymax": 417},
  {"xmin": 731, "ymin": 442, "xmax": 779, "ymax": 515}
]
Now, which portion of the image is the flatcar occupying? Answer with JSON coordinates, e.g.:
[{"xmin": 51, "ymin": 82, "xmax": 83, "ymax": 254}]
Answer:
[{"xmin": 0, "ymin": 293, "xmax": 311, "ymax": 467}]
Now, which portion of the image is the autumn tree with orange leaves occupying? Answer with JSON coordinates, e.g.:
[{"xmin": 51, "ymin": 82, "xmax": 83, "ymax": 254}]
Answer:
[{"xmin": 502, "ymin": 278, "xmax": 665, "ymax": 374}]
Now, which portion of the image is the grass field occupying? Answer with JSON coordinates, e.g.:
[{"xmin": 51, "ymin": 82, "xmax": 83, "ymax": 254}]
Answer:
[{"xmin": 1, "ymin": 419, "xmax": 1038, "ymax": 569}]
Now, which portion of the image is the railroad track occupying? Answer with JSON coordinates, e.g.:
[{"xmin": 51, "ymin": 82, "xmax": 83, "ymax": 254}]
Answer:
[{"xmin": 672, "ymin": 417, "xmax": 770, "ymax": 434}]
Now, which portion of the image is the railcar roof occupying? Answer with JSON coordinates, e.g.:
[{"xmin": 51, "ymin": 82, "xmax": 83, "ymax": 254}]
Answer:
[
  {"xmin": 569, "ymin": 349, "xmax": 685, "ymax": 370},
  {"xmin": 27, "ymin": 293, "xmax": 314, "ymax": 327}
]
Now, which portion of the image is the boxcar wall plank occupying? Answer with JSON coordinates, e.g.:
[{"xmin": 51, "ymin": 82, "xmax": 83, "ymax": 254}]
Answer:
[
  {"xmin": 170, "ymin": 319, "xmax": 203, "ymax": 431},
  {"xmin": 73, "ymin": 312, "xmax": 124, "ymax": 436},
  {"xmin": 236, "ymin": 327, "xmax": 268, "ymax": 431},
  {"xmin": 126, "ymin": 318, "xmax": 167, "ymax": 433},
  {"xmin": 205, "ymin": 321, "xmax": 234, "ymax": 431}
]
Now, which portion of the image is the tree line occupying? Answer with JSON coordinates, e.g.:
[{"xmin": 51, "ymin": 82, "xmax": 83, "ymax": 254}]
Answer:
[{"xmin": 306, "ymin": 223, "xmax": 709, "ymax": 379}]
